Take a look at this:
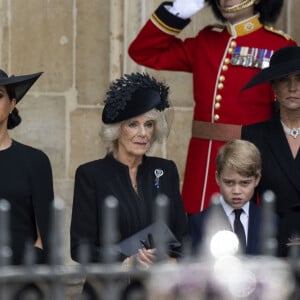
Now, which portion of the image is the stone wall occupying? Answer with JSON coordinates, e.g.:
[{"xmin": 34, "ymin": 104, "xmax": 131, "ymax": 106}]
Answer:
[{"xmin": 1, "ymin": 0, "xmax": 300, "ymax": 296}]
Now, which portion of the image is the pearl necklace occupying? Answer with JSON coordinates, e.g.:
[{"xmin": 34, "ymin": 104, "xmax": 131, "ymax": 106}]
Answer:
[{"xmin": 281, "ymin": 121, "xmax": 300, "ymax": 139}]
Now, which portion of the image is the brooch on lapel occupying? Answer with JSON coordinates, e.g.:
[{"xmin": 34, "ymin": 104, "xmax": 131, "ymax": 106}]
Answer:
[{"xmin": 154, "ymin": 169, "xmax": 164, "ymax": 189}]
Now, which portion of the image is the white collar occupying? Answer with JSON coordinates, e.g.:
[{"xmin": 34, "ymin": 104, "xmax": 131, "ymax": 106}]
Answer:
[{"xmin": 219, "ymin": 195, "xmax": 250, "ymax": 217}]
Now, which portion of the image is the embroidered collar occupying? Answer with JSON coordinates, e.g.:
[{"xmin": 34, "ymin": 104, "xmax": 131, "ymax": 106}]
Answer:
[{"xmin": 227, "ymin": 14, "xmax": 262, "ymax": 37}]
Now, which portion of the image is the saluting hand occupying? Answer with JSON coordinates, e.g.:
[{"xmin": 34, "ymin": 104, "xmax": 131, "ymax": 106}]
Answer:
[{"xmin": 167, "ymin": 0, "xmax": 206, "ymax": 19}]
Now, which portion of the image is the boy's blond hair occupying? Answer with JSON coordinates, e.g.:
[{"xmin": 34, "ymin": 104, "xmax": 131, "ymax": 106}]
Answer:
[{"xmin": 216, "ymin": 139, "xmax": 261, "ymax": 178}]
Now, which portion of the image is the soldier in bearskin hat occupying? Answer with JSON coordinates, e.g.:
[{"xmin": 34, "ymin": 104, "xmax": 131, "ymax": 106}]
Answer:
[{"xmin": 128, "ymin": 0, "xmax": 297, "ymax": 214}]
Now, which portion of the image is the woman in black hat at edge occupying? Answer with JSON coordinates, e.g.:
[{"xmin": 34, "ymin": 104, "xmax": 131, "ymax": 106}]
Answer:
[
  {"xmin": 241, "ymin": 46, "xmax": 300, "ymax": 257},
  {"xmin": 70, "ymin": 73, "xmax": 187, "ymax": 297},
  {"xmin": 0, "ymin": 69, "xmax": 54, "ymax": 265}
]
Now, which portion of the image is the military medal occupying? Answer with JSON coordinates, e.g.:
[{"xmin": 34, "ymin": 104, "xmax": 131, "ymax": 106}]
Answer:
[{"xmin": 231, "ymin": 46, "xmax": 274, "ymax": 69}]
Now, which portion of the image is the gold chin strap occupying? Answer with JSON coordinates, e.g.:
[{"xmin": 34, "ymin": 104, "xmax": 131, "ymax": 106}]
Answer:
[{"xmin": 219, "ymin": 0, "xmax": 256, "ymax": 13}]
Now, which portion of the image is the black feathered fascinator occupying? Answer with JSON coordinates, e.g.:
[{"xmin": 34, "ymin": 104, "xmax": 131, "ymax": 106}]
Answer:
[{"xmin": 102, "ymin": 73, "xmax": 170, "ymax": 124}]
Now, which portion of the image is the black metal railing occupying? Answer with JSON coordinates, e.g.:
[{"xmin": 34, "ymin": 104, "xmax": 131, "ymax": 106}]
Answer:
[{"xmin": 0, "ymin": 192, "xmax": 299, "ymax": 300}]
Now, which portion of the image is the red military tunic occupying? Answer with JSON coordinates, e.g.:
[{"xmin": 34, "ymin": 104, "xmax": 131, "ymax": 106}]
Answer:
[{"xmin": 128, "ymin": 3, "xmax": 297, "ymax": 214}]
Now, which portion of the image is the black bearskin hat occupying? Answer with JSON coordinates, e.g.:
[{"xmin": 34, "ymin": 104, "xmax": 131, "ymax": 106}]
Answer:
[{"xmin": 206, "ymin": 0, "xmax": 283, "ymax": 24}]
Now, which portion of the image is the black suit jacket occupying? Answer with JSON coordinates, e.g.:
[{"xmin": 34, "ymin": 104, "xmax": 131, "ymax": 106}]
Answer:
[{"xmin": 189, "ymin": 201, "xmax": 262, "ymax": 255}]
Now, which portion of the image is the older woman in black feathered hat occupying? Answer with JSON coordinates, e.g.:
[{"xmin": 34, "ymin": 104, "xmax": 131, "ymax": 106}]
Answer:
[
  {"xmin": 71, "ymin": 73, "xmax": 187, "ymax": 271},
  {"xmin": 241, "ymin": 46, "xmax": 300, "ymax": 257},
  {"xmin": 0, "ymin": 69, "xmax": 54, "ymax": 265}
]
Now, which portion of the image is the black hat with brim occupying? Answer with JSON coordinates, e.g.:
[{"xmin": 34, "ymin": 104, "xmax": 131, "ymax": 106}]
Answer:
[
  {"xmin": 0, "ymin": 69, "xmax": 43, "ymax": 102},
  {"xmin": 242, "ymin": 46, "xmax": 300, "ymax": 90}
]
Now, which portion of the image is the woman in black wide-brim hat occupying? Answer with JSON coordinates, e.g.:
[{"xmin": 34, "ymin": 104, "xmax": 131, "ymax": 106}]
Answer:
[
  {"xmin": 241, "ymin": 46, "xmax": 300, "ymax": 257},
  {"xmin": 0, "ymin": 69, "xmax": 54, "ymax": 265}
]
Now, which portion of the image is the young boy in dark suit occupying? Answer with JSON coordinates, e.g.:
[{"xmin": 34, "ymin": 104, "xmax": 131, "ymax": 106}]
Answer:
[{"xmin": 189, "ymin": 139, "xmax": 264, "ymax": 256}]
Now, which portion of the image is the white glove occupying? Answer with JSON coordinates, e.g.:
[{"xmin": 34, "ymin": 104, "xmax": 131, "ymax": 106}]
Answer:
[{"xmin": 167, "ymin": 0, "xmax": 206, "ymax": 19}]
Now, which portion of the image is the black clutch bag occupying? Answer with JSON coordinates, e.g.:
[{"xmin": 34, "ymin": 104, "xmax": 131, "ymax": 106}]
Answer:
[{"xmin": 116, "ymin": 222, "xmax": 181, "ymax": 257}]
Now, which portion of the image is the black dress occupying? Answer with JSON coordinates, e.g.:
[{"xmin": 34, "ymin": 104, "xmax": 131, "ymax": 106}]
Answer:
[
  {"xmin": 70, "ymin": 153, "xmax": 187, "ymax": 263},
  {"xmin": 0, "ymin": 140, "xmax": 54, "ymax": 264}
]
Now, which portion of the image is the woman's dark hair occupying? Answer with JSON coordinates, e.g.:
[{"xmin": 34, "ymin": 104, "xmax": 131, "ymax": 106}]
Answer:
[
  {"xmin": 206, "ymin": 0, "xmax": 283, "ymax": 24},
  {"xmin": 6, "ymin": 84, "xmax": 22, "ymax": 129}
]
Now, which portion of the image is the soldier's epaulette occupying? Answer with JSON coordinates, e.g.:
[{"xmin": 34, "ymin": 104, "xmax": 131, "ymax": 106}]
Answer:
[
  {"xmin": 209, "ymin": 23, "xmax": 225, "ymax": 32},
  {"xmin": 264, "ymin": 25, "xmax": 293, "ymax": 40}
]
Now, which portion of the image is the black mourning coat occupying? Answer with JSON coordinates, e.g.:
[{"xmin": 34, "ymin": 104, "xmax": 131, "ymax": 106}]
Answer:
[
  {"xmin": 70, "ymin": 154, "xmax": 187, "ymax": 262},
  {"xmin": 242, "ymin": 116, "xmax": 300, "ymax": 256}
]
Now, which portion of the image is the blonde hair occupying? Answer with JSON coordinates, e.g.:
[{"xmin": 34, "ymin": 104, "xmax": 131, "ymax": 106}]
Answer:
[
  {"xmin": 216, "ymin": 139, "xmax": 261, "ymax": 178},
  {"xmin": 100, "ymin": 108, "xmax": 169, "ymax": 153}
]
